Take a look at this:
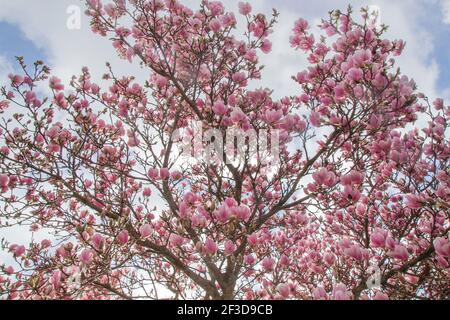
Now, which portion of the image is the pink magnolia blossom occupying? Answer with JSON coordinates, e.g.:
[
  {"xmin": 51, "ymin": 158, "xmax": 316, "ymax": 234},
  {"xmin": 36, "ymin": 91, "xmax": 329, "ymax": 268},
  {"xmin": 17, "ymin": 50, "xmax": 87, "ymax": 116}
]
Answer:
[
  {"xmin": 209, "ymin": 18, "xmax": 222, "ymax": 33},
  {"xmin": 405, "ymin": 194, "xmax": 424, "ymax": 209},
  {"xmin": 49, "ymin": 76, "xmax": 64, "ymax": 91},
  {"xmin": 51, "ymin": 271, "xmax": 62, "ymax": 289},
  {"xmin": 433, "ymin": 98, "xmax": 444, "ymax": 110},
  {"xmin": 310, "ymin": 111, "xmax": 321, "ymax": 127},
  {"xmin": 147, "ymin": 168, "xmax": 159, "ymax": 180},
  {"xmin": 276, "ymin": 283, "xmax": 291, "ymax": 298},
  {"xmin": 312, "ymin": 168, "xmax": 337, "ymax": 187},
  {"xmin": 41, "ymin": 239, "xmax": 52, "ymax": 248},
  {"xmin": 79, "ymin": 249, "xmax": 94, "ymax": 265},
  {"xmin": 171, "ymin": 171, "xmax": 182, "ymax": 180},
  {"xmin": 204, "ymin": 238, "xmax": 218, "ymax": 255},
  {"xmin": 232, "ymin": 72, "xmax": 246, "ymax": 83},
  {"xmin": 332, "ymin": 283, "xmax": 352, "ymax": 300},
  {"xmin": 261, "ymin": 39, "xmax": 272, "ymax": 54},
  {"xmin": 389, "ymin": 245, "xmax": 409, "ymax": 261},
  {"xmin": 238, "ymin": 2, "xmax": 252, "ymax": 15},
  {"xmin": 373, "ymin": 292, "xmax": 389, "ymax": 300},
  {"xmin": 230, "ymin": 107, "xmax": 246, "ymax": 123},
  {"xmin": 340, "ymin": 170, "xmax": 364, "ymax": 186},
  {"xmin": 213, "ymin": 101, "xmax": 228, "ymax": 116},
  {"xmin": 169, "ymin": 234, "xmax": 184, "ymax": 247},
  {"xmin": 343, "ymin": 244, "xmax": 364, "ymax": 261},
  {"xmin": 117, "ymin": 230, "xmax": 129, "ymax": 245},
  {"xmin": 233, "ymin": 205, "xmax": 251, "ymax": 221},
  {"xmin": 142, "ymin": 188, "xmax": 152, "ymax": 197},
  {"xmin": 352, "ymin": 49, "xmax": 372, "ymax": 66},
  {"xmin": 293, "ymin": 18, "xmax": 309, "ymax": 33},
  {"xmin": 261, "ymin": 257, "xmax": 275, "ymax": 271},
  {"xmin": 313, "ymin": 286, "xmax": 327, "ymax": 300},
  {"xmin": 370, "ymin": 229, "xmax": 387, "ymax": 248},
  {"xmin": 341, "ymin": 185, "xmax": 361, "ymax": 202},
  {"xmin": 265, "ymin": 109, "xmax": 283, "ymax": 123},
  {"xmin": 10, "ymin": 245, "xmax": 26, "ymax": 258},
  {"xmin": 139, "ymin": 224, "xmax": 152, "ymax": 239},
  {"xmin": 334, "ymin": 85, "xmax": 346, "ymax": 100},
  {"xmin": 224, "ymin": 240, "xmax": 236, "ymax": 255},
  {"xmin": 0, "ymin": 174, "xmax": 9, "ymax": 193},
  {"xmin": 347, "ymin": 67, "xmax": 363, "ymax": 82},
  {"xmin": 91, "ymin": 233, "xmax": 105, "ymax": 251},
  {"xmin": 244, "ymin": 254, "xmax": 256, "ymax": 265},
  {"xmin": 323, "ymin": 253, "xmax": 335, "ymax": 266},
  {"xmin": 215, "ymin": 204, "xmax": 231, "ymax": 223},
  {"xmin": 433, "ymin": 237, "xmax": 450, "ymax": 258},
  {"xmin": 159, "ymin": 168, "xmax": 170, "ymax": 180}
]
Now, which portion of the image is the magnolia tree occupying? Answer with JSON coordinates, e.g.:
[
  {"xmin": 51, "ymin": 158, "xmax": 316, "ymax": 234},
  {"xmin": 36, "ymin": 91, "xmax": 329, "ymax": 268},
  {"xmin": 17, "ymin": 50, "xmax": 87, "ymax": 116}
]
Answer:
[{"xmin": 0, "ymin": 0, "xmax": 449, "ymax": 300}]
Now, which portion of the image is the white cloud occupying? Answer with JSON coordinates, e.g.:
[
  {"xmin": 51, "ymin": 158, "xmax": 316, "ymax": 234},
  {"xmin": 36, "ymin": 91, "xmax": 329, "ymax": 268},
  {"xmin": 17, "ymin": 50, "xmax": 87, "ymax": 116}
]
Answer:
[
  {"xmin": 0, "ymin": 0, "xmax": 447, "ymax": 100},
  {"xmin": 262, "ymin": 0, "xmax": 447, "ymax": 100},
  {"xmin": 0, "ymin": 0, "xmax": 146, "ymax": 86},
  {"xmin": 442, "ymin": 0, "xmax": 450, "ymax": 24},
  {"xmin": 0, "ymin": 0, "xmax": 448, "ymax": 297}
]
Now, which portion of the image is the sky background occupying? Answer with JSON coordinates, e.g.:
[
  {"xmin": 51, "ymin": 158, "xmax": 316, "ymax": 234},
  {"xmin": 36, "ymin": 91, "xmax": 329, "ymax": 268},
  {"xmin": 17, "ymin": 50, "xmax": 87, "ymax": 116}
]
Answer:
[
  {"xmin": 0, "ymin": 0, "xmax": 449, "ymax": 99},
  {"xmin": 0, "ymin": 0, "xmax": 449, "ymax": 258}
]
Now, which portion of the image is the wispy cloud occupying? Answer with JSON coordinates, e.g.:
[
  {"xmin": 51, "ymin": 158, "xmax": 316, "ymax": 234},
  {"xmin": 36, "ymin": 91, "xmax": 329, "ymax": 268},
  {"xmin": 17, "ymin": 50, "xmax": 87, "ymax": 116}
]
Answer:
[
  {"xmin": 0, "ymin": 0, "xmax": 447, "ymax": 99},
  {"xmin": 442, "ymin": 0, "xmax": 450, "ymax": 24}
]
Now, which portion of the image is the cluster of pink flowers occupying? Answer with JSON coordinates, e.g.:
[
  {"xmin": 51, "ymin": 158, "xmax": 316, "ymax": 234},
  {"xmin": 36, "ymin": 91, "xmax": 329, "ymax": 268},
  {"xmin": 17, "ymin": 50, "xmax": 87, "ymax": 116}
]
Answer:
[{"xmin": 0, "ymin": 3, "xmax": 448, "ymax": 301}]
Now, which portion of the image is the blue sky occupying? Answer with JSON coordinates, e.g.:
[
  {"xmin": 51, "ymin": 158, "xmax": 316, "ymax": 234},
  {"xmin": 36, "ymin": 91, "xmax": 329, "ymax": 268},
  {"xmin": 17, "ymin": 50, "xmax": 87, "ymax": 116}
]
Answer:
[
  {"xmin": 423, "ymin": 4, "xmax": 450, "ymax": 93},
  {"xmin": 0, "ymin": 22, "xmax": 46, "ymax": 63}
]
